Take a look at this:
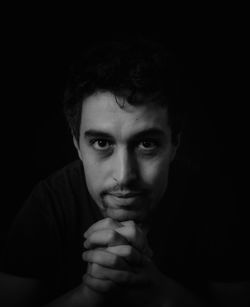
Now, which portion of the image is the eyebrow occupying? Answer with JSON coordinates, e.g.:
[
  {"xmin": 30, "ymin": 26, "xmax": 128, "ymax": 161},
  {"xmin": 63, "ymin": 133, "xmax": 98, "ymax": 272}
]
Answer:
[{"xmin": 84, "ymin": 128, "xmax": 166, "ymax": 140}]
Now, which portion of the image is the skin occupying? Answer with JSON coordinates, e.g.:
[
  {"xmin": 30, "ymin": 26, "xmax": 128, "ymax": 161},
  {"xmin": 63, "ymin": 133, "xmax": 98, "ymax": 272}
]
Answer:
[
  {"xmin": 81, "ymin": 218, "xmax": 203, "ymax": 306},
  {"xmin": 71, "ymin": 91, "xmax": 190, "ymax": 306},
  {"xmin": 82, "ymin": 218, "xmax": 175, "ymax": 306},
  {"xmin": 0, "ymin": 92, "xmax": 248, "ymax": 306},
  {"xmin": 74, "ymin": 91, "xmax": 179, "ymax": 225}
]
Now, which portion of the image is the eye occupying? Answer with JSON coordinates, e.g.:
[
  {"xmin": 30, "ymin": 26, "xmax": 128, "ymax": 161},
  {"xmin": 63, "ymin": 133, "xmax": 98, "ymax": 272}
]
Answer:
[
  {"xmin": 138, "ymin": 140, "xmax": 158, "ymax": 151},
  {"xmin": 91, "ymin": 139, "xmax": 113, "ymax": 151}
]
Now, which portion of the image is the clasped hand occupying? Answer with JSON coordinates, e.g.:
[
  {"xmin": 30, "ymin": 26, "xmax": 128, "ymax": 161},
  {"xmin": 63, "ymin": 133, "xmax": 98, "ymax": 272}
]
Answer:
[{"xmin": 82, "ymin": 217, "xmax": 166, "ymax": 305}]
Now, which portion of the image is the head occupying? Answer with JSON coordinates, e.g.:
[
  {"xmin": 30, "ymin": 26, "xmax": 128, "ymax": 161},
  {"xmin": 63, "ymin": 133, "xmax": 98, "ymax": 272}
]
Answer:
[{"xmin": 63, "ymin": 38, "xmax": 182, "ymax": 224}]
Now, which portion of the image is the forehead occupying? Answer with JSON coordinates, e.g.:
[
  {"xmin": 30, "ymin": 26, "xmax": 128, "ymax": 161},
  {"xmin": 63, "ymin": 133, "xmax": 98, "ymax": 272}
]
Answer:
[{"xmin": 80, "ymin": 91, "xmax": 170, "ymax": 137}]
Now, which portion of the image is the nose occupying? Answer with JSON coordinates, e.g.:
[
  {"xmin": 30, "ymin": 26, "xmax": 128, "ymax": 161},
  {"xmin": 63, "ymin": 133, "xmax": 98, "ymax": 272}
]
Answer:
[{"xmin": 112, "ymin": 147, "xmax": 138, "ymax": 187}]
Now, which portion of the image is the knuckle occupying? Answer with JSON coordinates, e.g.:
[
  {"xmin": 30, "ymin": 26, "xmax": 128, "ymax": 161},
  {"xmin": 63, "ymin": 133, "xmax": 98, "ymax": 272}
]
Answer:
[
  {"xmin": 124, "ymin": 245, "xmax": 133, "ymax": 257},
  {"xmin": 123, "ymin": 245, "xmax": 141, "ymax": 264},
  {"xmin": 107, "ymin": 229, "xmax": 116, "ymax": 242},
  {"xmin": 93, "ymin": 251, "xmax": 101, "ymax": 263},
  {"xmin": 97, "ymin": 250, "xmax": 109, "ymax": 263},
  {"xmin": 105, "ymin": 217, "xmax": 113, "ymax": 227},
  {"xmin": 83, "ymin": 250, "xmax": 92, "ymax": 262},
  {"xmin": 90, "ymin": 263, "xmax": 100, "ymax": 276},
  {"xmin": 105, "ymin": 217, "xmax": 121, "ymax": 229},
  {"xmin": 127, "ymin": 220, "xmax": 136, "ymax": 228},
  {"xmin": 110, "ymin": 254, "xmax": 119, "ymax": 267},
  {"xmin": 92, "ymin": 250, "xmax": 101, "ymax": 263},
  {"xmin": 129, "ymin": 223, "xmax": 137, "ymax": 238}
]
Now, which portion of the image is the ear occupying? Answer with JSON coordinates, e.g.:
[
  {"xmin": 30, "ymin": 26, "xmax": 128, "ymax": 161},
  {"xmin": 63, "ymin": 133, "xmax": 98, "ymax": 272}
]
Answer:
[
  {"xmin": 73, "ymin": 136, "xmax": 83, "ymax": 161},
  {"xmin": 170, "ymin": 133, "xmax": 181, "ymax": 162}
]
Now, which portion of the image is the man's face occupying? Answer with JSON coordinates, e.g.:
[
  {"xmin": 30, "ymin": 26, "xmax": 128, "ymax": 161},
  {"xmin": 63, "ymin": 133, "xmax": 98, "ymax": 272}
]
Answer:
[{"xmin": 74, "ymin": 91, "xmax": 178, "ymax": 224}]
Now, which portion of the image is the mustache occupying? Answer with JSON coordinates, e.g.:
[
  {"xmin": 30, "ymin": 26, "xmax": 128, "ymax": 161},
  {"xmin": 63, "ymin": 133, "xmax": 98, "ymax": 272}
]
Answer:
[{"xmin": 101, "ymin": 183, "xmax": 149, "ymax": 196}]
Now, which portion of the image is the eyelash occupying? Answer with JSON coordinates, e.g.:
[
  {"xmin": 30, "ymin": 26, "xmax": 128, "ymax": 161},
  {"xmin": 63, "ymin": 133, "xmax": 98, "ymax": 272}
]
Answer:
[
  {"xmin": 89, "ymin": 139, "xmax": 160, "ymax": 153},
  {"xmin": 89, "ymin": 139, "xmax": 114, "ymax": 151}
]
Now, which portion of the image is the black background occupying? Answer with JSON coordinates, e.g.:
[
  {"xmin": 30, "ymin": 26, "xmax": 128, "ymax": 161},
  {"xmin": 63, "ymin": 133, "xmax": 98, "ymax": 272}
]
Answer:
[{"xmin": 1, "ymin": 6, "xmax": 246, "ymax": 247}]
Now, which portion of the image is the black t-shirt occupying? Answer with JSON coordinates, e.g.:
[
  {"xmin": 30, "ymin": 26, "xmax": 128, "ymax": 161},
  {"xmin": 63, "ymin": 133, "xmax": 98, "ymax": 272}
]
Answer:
[{"xmin": 1, "ymin": 159, "xmax": 249, "ymax": 299}]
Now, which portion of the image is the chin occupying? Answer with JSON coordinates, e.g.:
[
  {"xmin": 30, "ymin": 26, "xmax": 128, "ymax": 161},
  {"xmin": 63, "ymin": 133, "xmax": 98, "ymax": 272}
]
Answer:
[{"xmin": 104, "ymin": 207, "xmax": 148, "ymax": 223}]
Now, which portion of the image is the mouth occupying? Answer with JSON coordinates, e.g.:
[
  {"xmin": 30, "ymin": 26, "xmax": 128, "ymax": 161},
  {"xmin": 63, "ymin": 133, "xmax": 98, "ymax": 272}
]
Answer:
[
  {"xmin": 104, "ymin": 206, "xmax": 147, "ymax": 222},
  {"xmin": 103, "ymin": 192, "xmax": 145, "ymax": 208},
  {"xmin": 108, "ymin": 191, "xmax": 143, "ymax": 198}
]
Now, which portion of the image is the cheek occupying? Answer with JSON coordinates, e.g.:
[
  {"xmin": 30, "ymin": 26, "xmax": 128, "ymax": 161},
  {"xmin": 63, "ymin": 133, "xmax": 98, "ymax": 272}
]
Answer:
[
  {"xmin": 81, "ymin": 156, "xmax": 104, "ymax": 194},
  {"xmin": 140, "ymin": 156, "xmax": 171, "ymax": 186},
  {"xmin": 82, "ymin": 155, "xmax": 112, "ymax": 197}
]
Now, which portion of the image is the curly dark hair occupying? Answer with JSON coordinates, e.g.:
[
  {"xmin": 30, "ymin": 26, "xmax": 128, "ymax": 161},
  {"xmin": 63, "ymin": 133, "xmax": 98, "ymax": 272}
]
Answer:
[{"xmin": 63, "ymin": 38, "xmax": 182, "ymax": 144}]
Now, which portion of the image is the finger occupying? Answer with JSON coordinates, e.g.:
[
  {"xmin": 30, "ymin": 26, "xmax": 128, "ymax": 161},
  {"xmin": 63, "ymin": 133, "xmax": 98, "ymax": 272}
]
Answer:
[
  {"xmin": 87, "ymin": 263, "xmax": 149, "ymax": 286},
  {"xmin": 82, "ymin": 249, "xmax": 131, "ymax": 271},
  {"xmin": 121, "ymin": 221, "xmax": 153, "ymax": 257},
  {"xmin": 84, "ymin": 229, "xmax": 129, "ymax": 249},
  {"xmin": 116, "ymin": 221, "xmax": 153, "ymax": 257},
  {"xmin": 106, "ymin": 245, "xmax": 143, "ymax": 266},
  {"xmin": 118, "ymin": 220, "xmax": 144, "ymax": 251},
  {"xmin": 84, "ymin": 218, "xmax": 122, "ymax": 238}
]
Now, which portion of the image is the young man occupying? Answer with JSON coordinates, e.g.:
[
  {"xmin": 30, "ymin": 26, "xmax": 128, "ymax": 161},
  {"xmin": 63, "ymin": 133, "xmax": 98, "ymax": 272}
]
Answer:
[{"xmin": 0, "ymin": 39, "xmax": 249, "ymax": 306}]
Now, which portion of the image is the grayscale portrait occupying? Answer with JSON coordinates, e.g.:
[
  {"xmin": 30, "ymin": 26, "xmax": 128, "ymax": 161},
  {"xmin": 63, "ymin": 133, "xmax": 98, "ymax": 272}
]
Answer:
[{"xmin": 0, "ymin": 13, "xmax": 249, "ymax": 307}]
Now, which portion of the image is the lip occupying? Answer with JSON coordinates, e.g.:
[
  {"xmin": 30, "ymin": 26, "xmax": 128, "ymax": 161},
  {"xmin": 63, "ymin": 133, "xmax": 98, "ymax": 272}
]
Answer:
[
  {"xmin": 108, "ymin": 192, "xmax": 143, "ymax": 198},
  {"xmin": 104, "ymin": 193, "xmax": 144, "ymax": 208}
]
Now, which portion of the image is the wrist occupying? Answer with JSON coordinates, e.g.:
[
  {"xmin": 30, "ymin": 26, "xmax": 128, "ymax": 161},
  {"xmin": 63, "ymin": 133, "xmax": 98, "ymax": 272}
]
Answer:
[{"xmin": 72, "ymin": 283, "xmax": 104, "ymax": 307}]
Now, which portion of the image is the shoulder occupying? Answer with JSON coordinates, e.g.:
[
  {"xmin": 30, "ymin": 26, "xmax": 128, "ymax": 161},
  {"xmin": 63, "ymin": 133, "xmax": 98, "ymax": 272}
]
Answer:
[
  {"xmin": 32, "ymin": 159, "xmax": 85, "ymax": 200},
  {"xmin": 45, "ymin": 159, "xmax": 84, "ymax": 190},
  {"xmin": 22, "ymin": 160, "xmax": 88, "ymax": 225}
]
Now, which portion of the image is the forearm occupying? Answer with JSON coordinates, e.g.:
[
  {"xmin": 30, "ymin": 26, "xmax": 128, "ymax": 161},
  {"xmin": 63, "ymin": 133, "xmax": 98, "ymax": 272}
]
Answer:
[
  {"xmin": 157, "ymin": 278, "xmax": 250, "ymax": 307},
  {"xmin": 155, "ymin": 276, "xmax": 211, "ymax": 307},
  {"xmin": 42, "ymin": 284, "xmax": 103, "ymax": 307}
]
